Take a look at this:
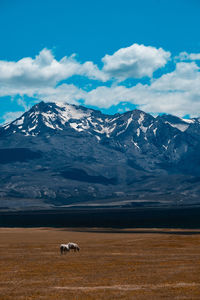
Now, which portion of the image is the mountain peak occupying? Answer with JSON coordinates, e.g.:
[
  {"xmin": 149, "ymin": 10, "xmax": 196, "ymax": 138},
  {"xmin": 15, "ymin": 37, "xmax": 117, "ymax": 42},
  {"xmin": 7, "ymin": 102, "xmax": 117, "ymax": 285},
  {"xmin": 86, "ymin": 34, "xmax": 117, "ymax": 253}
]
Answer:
[
  {"xmin": 1, "ymin": 101, "xmax": 198, "ymax": 144},
  {"xmin": 157, "ymin": 114, "xmax": 196, "ymax": 132},
  {"xmin": 0, "ymin": 102, "xmax": 152, "ymax": 138},
  {"xmin": 1, "ymin": 101, "xmax": 94, "ymax": 136},
  {"xmin": 1, "ymin": 101, "xmax": 200, "ymax": 208}
]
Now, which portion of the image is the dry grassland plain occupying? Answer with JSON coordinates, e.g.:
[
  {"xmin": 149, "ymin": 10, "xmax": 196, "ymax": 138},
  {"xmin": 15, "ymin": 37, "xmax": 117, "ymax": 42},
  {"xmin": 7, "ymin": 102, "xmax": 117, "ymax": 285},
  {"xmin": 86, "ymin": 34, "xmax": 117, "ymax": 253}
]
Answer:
[{"xmin": 0, "ymin": 227, "xmax": 200, "ymax": 299}]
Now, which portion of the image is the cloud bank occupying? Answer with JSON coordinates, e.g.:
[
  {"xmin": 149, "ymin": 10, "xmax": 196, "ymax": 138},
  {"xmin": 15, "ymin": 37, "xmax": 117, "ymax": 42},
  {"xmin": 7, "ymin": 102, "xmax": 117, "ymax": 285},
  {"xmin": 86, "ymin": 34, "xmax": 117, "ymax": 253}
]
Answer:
[
  {"xmin": 177, "ymin": 51, "xmax": 200, "ymax": 61},
  {"xmin": 1, "ymin": 43, "xmax": 200, "ymax": 122},
  {"xmin": 0, "ymin": 48, "xmax": 107, "ymax": 96},
  {"xmin": 102, "ymin": 44, "xmax": 170, "ymax": 81}
]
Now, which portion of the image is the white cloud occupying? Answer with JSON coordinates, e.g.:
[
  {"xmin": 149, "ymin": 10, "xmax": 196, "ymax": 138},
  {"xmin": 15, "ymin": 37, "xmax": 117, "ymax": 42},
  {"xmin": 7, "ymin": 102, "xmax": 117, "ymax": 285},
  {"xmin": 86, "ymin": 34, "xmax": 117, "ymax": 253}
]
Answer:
[
  {"xmin": 102, "ymin": 43, "xmax": 171, "ymax": 81},
  {"xmin": 1, "ymin": 46, "xmax": 200, "ymax": 119},
  {"xmin": 0, "ymin": 45, "xmax": 171, "ymax": 100},
  {"xmin": 17, "ymin": 97, "xmax": 31, "ymax": 111},
  {"xmin": 2, "ymin": 60, "xmax": 200, "ymax": 118},
  {"xmin": 177, "ymin": 51, "xmax": 200, "ymax": 61},
  {"xmin": 85, "ymin": 85, "xmax": 135, "ymax": 108},
  {"xmin": 151, "ymin": 62, "xmax": 200, "ymax": 91},
  {"xmin": 37, "ymin": 83, "xmax": 85, "ymax": 104},
  {"xmin": 84, "ymin": 61, "xmax": 200, "ymax": 117},
  {"xmin": 2, "ymin": 111, "xmax": 25, "ymax": 124},
  {"xmin": 0, "ymin": 48, "xmax": 108, "ymax": 98}
]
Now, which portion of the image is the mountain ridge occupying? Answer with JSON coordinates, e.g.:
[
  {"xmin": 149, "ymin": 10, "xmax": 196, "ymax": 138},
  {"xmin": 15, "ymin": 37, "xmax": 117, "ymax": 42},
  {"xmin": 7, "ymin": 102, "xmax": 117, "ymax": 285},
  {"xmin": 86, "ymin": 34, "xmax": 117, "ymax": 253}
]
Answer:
[{"xmin": 1, "ymin": 101, "xmax": 200, "ymax": 211}]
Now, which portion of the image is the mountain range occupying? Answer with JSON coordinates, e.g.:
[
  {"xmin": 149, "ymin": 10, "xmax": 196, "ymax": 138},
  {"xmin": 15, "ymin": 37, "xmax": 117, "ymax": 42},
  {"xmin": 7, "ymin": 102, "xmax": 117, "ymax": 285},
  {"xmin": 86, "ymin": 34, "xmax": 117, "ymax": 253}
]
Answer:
[{"xmin": 1, "ymin": 101, "xmax": 200, "ymax": 210}]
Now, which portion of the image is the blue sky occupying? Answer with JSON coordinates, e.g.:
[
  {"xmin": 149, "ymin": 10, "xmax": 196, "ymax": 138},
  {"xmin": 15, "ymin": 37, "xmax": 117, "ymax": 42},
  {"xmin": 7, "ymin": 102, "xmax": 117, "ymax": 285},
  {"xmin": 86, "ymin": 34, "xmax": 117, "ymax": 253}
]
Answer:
[{"xmin": 1, "ymin": 0, "xmax": 200, "ymax": 123}]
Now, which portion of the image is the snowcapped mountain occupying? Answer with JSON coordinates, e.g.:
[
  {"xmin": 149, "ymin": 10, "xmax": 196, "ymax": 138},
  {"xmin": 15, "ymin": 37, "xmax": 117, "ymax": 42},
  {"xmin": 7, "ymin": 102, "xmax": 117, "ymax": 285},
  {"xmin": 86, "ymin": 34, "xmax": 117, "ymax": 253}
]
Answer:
[
  {"xmin": 1, "ymin": 101, "xmax": 200, "ymax": 210},
  {"xmin": 1, "ymin": 101, "xmax": 155, "ymax": 140},
  {"xmin": 1, "ymin": 102, "xmax": 94, "ymax": 136}
]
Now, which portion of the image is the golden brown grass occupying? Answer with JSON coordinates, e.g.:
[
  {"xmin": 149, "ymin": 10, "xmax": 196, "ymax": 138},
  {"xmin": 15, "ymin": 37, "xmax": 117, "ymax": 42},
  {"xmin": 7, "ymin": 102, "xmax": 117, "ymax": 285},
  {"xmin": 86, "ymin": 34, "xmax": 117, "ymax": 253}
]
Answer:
[{"xmin": 0, "ymin": 227, "xmax": 200, "ymax": 299}]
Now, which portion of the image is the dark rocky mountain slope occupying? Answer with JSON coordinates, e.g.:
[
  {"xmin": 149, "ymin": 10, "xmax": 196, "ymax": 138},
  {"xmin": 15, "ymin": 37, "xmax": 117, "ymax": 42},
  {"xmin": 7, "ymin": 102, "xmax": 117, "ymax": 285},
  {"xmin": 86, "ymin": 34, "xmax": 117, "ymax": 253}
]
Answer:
[{"xmin": 1, "ymin": 101, "xmax": 200, "ymax": 210}]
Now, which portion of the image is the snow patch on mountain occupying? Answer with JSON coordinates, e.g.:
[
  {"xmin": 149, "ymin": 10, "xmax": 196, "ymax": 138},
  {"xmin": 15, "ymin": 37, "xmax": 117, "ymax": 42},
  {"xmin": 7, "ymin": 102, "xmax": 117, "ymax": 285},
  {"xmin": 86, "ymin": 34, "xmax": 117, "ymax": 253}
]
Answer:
[
  {"xmin": 55, "ymin": 103, "xmax": 91, "ymax": 124},
  {"xmin": 125, "ymin": 115, "xmax": 133, "ymax": 129},
  {"xmin": 93, "ymin": 124, "xmax": 116, "ymax": 137},
  {"xmin": 181, "ymin": 118, "xmax": 195, "ymax": 124},
  {"xmin": 138, "ymin": 113, "xmax": 144, "ymax": 125},
  {"xmin": 165, "ymin": 121, "xmax": 189, "ymax": 132},
  {"xmin": 153, "ymin": 128, "xmax": 157, "ymax": 136},
  {"xmin": 13, "ymin": 116, "xmax": 24, "ymax": 126}
]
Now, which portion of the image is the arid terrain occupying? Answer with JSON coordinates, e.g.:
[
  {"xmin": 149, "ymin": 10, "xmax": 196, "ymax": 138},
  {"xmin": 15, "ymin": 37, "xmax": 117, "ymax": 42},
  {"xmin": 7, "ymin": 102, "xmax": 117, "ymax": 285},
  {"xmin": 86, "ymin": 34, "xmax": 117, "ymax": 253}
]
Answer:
[{"xmin": 0, "ymin": 227, "xmax": 200, "ymax": 299}]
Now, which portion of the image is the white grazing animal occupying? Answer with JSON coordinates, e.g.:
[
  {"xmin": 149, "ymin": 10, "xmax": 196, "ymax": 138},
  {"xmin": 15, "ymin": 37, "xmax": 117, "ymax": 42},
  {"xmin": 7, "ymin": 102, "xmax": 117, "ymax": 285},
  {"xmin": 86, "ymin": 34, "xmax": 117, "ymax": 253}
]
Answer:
[
  {"xmin": 67, "ymin": 242, "xmax": 80, "ymax": 252},
  {"xmin": 60, "ymin": 244, "xmax": 70, "ymax": 254}
]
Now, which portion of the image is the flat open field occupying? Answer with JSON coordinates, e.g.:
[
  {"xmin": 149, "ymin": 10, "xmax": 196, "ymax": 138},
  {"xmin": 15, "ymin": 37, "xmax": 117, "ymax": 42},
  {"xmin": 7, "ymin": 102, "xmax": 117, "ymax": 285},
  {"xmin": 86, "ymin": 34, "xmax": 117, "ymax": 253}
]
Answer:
[{"xmin": 0, "ymin": 228, "xmax": 200, "ymax": 299}]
